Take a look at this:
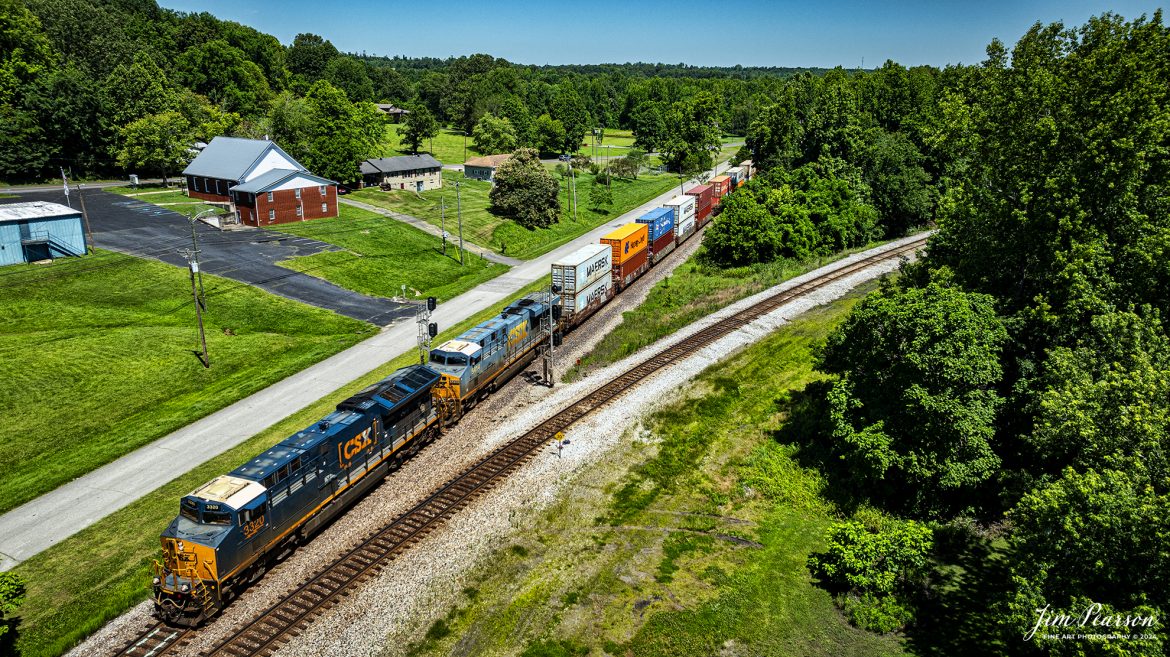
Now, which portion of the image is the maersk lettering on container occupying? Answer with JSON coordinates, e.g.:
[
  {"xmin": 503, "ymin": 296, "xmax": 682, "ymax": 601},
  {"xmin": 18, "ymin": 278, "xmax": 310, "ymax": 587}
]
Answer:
[{"xmin": 551, "ymin": 243, "xmax": 611, "ymax": 294}]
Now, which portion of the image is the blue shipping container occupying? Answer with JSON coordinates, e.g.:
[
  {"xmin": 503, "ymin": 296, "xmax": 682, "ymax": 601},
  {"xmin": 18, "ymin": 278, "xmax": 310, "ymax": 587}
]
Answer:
[{"xmin": 636, "ymin": 207, "xmax": 675, "ymax": 242}]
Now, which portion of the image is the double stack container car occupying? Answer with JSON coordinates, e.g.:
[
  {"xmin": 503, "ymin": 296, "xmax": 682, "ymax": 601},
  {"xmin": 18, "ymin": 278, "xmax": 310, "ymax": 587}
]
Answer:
[
  {"xmin": 637, "ymin": 207, "xmax": 677, "ymax": 265},
  {"xmin": 686, "ymin": 184, "xmax": 714, "ymax": 226},
  {"xmin": 663, "ymin": 195, "xmax": 697, "ymax": 243},
  {"xmin": 551, "ymin": 243, "xmax": 612, "ymax": 329},
  {"xmin": 710, "ymin": 175, "xmax": 731, "ymax": 205},
  {"xmin": 601, "ymin": 223, "xmax": 649, "ymax": 292}
]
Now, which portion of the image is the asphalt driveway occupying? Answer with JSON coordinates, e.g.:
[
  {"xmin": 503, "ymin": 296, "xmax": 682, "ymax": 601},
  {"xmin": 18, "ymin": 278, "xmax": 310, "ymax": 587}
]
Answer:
[{"xmin": 2, "ymin": 189, "xmax": 411, "ymax": 326}]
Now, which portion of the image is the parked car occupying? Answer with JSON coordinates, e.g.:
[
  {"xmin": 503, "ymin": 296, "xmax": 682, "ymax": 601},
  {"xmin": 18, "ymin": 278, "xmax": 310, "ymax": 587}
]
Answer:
[{"xmin": 558, "ymin": 153, "xmax": 572, "ymax": 161}]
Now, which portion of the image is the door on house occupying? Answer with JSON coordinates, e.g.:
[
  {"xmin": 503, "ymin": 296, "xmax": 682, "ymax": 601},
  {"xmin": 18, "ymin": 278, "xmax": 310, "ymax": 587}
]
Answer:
[{"xmin": 416, "ymin": 181, "xmax": 423, "ymax": 192}]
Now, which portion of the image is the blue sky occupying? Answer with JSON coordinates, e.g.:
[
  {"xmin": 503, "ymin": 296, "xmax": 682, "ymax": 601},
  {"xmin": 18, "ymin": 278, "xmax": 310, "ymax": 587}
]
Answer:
[{"xmin": 158, "ymin": 0, "xmax": 1165, "ymax": 67}]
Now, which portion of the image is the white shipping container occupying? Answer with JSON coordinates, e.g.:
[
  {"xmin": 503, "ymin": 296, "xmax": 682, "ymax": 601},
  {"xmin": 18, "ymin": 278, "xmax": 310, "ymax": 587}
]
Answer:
[
  {"xmin": 551, "ymin": 243, "xmax": 611, "ymax": 294},
  {"xmin": 676, "ymin": 213, "xmax": 696, "ymax": 239},
  {"xmin": 564, "ymin": 274, "xmax": 611, "ymax": 315},
  {"xmin": 663, "ymin": 195, "xmax": 696, "ymax": 236}
]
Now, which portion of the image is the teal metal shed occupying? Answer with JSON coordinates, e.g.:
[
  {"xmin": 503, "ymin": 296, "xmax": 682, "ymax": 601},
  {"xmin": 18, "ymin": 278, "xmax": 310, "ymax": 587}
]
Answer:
[{"xmin": 0, "ymin": 201, "xmax": 88, "ymax": 266}]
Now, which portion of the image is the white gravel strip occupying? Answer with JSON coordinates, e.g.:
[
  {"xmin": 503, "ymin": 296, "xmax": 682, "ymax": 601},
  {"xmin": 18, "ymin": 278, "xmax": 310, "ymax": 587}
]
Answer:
[{"xmin": 69, "ymin": 232, "xmax": 924, "ymax": 657}]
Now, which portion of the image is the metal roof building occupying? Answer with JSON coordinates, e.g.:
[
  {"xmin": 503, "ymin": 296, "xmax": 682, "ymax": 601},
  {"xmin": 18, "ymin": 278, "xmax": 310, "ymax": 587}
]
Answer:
[
  {"xmin": 0, "ymin": 201, "xmax": 88, "ymax": 266},
  {"xmin": 359, "ymin": 155, "xmax": 443, "ymax": 191}
]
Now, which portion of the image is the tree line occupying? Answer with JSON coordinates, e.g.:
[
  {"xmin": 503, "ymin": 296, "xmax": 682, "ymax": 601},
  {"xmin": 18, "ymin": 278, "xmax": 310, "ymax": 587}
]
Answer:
[{"xmin": 701, "ymin": 11, "xmax": 1170, "ymax": 653}]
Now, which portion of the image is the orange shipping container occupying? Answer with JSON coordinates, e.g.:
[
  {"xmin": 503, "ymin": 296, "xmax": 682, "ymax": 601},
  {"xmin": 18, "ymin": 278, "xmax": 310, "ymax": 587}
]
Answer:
[
  {"xmin": 711, "ymin": 175, "xmax": 731, "ymax": 199},
  {"xmin": 600, "ymin": 223, "xmax": 648, "ymax": 266}
]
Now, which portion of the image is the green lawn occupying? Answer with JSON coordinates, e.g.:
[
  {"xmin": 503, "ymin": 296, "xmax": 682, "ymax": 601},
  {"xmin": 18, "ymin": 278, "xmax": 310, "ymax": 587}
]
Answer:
[
  {"xmin": 0, "ymin": 250, "xmax": 375, "ymax": 515},
  {"xmin": 377, "ymin": 126, "xmax": 480, "ymax": 164},
  {"xmin": 273, "ymin": 204, "xmax": 506, "ymax": 300},
  {"xmin": 564, "ymin": 237, "xmax": 900, "ymax": 381},
  {"xmin": 8, "ymin": 278, "xmax": 551, "ymax": 657},
  {"xmin": 351, "ymin": 169, "xmax": 681, "ymax": 260},
  {"xmin": 406, "ymin": 283, "xmax": 907, "ymax": 657}
]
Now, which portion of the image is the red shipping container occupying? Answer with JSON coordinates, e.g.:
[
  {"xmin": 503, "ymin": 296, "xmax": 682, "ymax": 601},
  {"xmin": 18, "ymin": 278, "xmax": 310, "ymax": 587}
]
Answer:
[
  {"xmin": 650, "ymin": 231, "xmax": 677, "ymax": 265},
  {"xmin": 613, "ymin": 246, "xmax": 649, "ymax": 291},
  {"xmin": 685, "ymin": 184, "xmax": 713, "ymax": 208},
  {"xmin": 695, "ymin": 202, "xmax": 712, "ymax": 226},
  {"xmin": 710, "ymin": 175, "xmax": 731, "ymax": 202}
]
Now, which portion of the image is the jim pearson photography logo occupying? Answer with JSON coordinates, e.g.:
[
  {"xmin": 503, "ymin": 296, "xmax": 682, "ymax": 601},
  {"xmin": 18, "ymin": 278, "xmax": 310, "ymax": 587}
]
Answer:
[{"xmin": 1025, "ymin": 603, "xmax": 1159, "ymax": 642}]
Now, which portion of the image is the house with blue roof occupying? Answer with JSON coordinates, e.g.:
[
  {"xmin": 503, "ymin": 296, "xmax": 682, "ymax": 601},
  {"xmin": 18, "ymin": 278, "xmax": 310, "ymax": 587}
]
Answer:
[{"xmin": 182, "ymin": 136, "xmax": 339, "ymax": 226}]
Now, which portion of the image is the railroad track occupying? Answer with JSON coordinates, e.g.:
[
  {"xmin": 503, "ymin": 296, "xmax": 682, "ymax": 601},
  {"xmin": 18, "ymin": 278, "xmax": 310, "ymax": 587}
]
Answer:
[{"xmin": 115, "ymin": 235, "xmax": 928, "ymax": 657}]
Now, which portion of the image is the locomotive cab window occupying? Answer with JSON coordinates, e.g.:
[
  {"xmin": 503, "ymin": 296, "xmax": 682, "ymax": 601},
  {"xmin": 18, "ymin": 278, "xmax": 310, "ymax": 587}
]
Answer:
[
  {"xmin": 180, "ymin": 499, "xmax": 199, "ymax": 522},
  {"xmin": 203, "ymin": 510, "xmax": 232, "ymax": 525}
]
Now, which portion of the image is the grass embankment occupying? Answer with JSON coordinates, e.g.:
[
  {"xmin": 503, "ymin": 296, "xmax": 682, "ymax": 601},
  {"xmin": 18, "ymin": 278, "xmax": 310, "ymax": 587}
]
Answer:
[
  {"xmin": 0, "ymin": 251, "xmax": 374, "ymax": 515},
  {"xmin": 273, "ymin": 204, "xmax": 506, "ymax": 300},
  {"xmin": 405, "ymin": 282, "xmax": 907, "ymax": 657},
  {"xmin": 352, "ymin": 170, "xmax": 680, "ymax": 260},
  {"xmin": 10, "ymin": 278, "xmax": 552, "ymax": 657},
  {"xmin": 565, "ymin": 239, "xmax": 895, "ymax": 381},
  {"xmin": 378, "ymin": 126, "xmax": 644, "ymax": 165}
]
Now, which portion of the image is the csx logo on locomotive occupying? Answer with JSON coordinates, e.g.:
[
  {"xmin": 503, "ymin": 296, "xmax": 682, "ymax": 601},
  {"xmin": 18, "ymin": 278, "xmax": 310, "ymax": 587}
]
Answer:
[
  {"xmin": 339, "ymin": 427, "xmax": 374, "ymax": 465},
  {"xmin": 508, "ymin": 322, "xmax": 528, "ymax": 347}
]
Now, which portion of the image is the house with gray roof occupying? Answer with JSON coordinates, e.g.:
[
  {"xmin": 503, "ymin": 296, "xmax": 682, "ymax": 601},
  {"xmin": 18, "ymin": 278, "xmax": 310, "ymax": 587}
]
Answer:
[
  {"xmin": 182, "ymin": 136, "xmax": 339, "ymax": 226},
  {"xmin": 359, "ymin": 154, "xmax": 442, "ymax": 191}
]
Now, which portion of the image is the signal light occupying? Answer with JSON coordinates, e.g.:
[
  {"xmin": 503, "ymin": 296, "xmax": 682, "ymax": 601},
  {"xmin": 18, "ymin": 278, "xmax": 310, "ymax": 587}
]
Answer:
[
  {"xmin": 426, "ymin": 296, "xmax": 437, "ymax": 311},
  {"xmin": 428, "ymin": 322, "xmax": 438, "ymax": 338}
]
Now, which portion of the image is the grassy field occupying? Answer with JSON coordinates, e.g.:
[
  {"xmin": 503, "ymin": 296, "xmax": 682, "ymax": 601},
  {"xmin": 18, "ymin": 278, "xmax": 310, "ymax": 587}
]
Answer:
[
  {"xmin": 564, "ymin": 238, "xmax": 900, "ymax": 381},
  {"xmin": 272, "ymin": 204, "xmax": 506, "ymax": 300},
  {"xmin": 9, "ymin": 277, "xmax": 552, "ymax": 657},
  {"xmin": 405, "ymin": 283, "xmax": 907, "ymax": 657},
  {"xmin": 0, "ymin": 250, "xmax": 375, "ymax": 515},
  {"xmin": 351, "ymin": 169, "xmax": 681, "ymax": 260},
  {"xmin": 377, "ymin": 126, "xmax": 480, "ymax": 164}
]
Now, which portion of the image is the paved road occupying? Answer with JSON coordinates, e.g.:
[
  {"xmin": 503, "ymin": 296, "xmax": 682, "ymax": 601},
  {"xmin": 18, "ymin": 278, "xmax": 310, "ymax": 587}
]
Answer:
[
  {"xmin": 1, "ymin": 189, "xmax": 412, "ymax": 326},
  {"xmin": 0, "ymin": 161, "xmax": 732, "ymax": 570}
]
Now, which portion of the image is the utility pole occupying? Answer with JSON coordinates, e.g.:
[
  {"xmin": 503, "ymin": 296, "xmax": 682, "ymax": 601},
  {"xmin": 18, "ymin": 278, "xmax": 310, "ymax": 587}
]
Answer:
[
  {"xmin": 77, "ymin": 184, "xmax": 94, "ymax": 254},
  {"xmin": 182, "ymin": 248, "xmax": 210, "ymax": 368},
  {"xmin": 188, "ymin": 215, "xmax": 206, "ymax": 308},
  {"xmin": 440, "ymin": 196, "xmax": 447, "ymax": 256},
  {"xmin": 456, "ymin": 181, "xmax": 465, "ymax": 265}
]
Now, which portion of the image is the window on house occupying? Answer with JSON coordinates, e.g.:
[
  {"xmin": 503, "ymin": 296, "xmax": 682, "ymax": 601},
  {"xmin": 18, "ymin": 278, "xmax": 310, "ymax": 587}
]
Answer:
[
  {"xmin": 321, "ymin": 203, "xmax": 328, "ymax": 213},
  {"xmin": 268, "ymin": 209, "xmax": 275, "ymax": 223},
  {"xmin": 295, "ymin": 188, "xmax": 301, "ymax": 199},
  {"xmin": 319, "ymin": 185, "xmax": 326, "ymax": 196},
  {"xmin": 267, "ymin": 191, "xmax": 273, "ymax": 202},
  {"xmin": 296, "ymin": 205, "xmax": 302, "ymax": 217}
]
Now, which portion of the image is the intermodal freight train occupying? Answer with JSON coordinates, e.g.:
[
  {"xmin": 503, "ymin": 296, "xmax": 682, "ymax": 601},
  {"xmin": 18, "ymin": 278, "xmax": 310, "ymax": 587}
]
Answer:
[{"xmin": 151, "ymin": 163, "xmax": 752, "ymax": 626}]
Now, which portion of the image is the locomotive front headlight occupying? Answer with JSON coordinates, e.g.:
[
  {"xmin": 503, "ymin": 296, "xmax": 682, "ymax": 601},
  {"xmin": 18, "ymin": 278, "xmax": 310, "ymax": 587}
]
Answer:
[
  {"xmin": 180, "ymin": 583, "xmax": 190, "ymax": 593},
  {"xmin": 152, "ymin": 576, "xmax": 161, "ymax": 586}
]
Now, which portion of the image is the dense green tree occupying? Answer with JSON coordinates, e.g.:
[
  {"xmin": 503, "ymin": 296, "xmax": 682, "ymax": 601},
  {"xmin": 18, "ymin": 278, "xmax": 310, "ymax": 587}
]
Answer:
[
  {"xmin": 808, "ymin": 519, "xmax": 933, "ymax": 632},
  {"xmin": 551, "ymin": 84, "xmax": 590, "ymax": 154},
  {"xmin": 175, "ymin": 39, "xmax": 270, "ymax": 116},
  {"xmin": 497, "ymin": 95, "xmax": 533, "ymax": 146},
  {"xmin": 817, "ymin": 277, "xmax": 1008, "ymax": 517},
  {"xmin": 286, "ymin": 33, "xmax": 339, "ymax": 80},
  {"xmin": 26, "ymin": 64, "xmax": 109, "ymax": 173},
  {"xmin": 399, "ymin": 104, "xmax": 438, "ymax": 155},
  {"xmin": 268, "ymin": 92, "xmax": 313, "ymax": 161},
  {"xmin": 324, "ymin": 56, "xmax": 374, "ymax": 102},
  {"xmin": 0, "ymin": 0, "xmax": 57, "ymax": 105},
  {"xmin": 661, "ymin": 91, "xmax": 722, "ymax": 173},
  {"xmin": 23, "ymin": 0, "xmax": 129, "ymax": 79},
  {"xmin": 533, "ymin": 113, "xmax": 567, "ymax": 156},
  {"xmin": 857, "ymin": 129, "xmax": 934, "ymax": 234},
  {"xmin": 0, "ymin": 105, "xmax": 51, "ymax": 179},
  {"xmin": 472, "ymin": 114, "xmax": 518, "ymax": 155},
  {"xmin": 298, "ymin": 80, "xmax": 380, "ymax": 182},
  {"xmin": 489, "ymin": 147, "xmax": 560, "ymax": 229},
  {"xmin": 0, "ymin": 572, "xmax": 25, "ymax": 641},
  {"xmin": 369, "ymin": 65, "xmax": 411, "ymax": 103},
  {"xmin": 115, "ymin": 110, "xmax": 192, "ymax": 184},
  {"xmin": 102, "ymin": 52, "xmax": 177, "ymax": 129},
  {"xmin": 703, "ymin": 190, "xmax": 783, "ymax": 266}
]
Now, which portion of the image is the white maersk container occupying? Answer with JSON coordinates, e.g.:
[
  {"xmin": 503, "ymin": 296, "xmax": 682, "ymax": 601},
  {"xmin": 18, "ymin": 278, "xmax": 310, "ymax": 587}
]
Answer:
[
  {"xmin": 565, "ymin": 274, "xmax": 611, "ymax": 317},
  {"xmin": 551, "ymin": 243, "xmax": 611, "ymax": 296},
  {"xmin": 663, "ymin": 195, "xmax": 696, "ymax": 240}
]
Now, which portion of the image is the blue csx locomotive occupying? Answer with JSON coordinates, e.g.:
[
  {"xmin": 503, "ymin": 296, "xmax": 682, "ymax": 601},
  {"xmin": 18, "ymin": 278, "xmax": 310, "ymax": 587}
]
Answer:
[{"xmin": 153, "ymin": 292, "xmax": 558, "ymax": 625}]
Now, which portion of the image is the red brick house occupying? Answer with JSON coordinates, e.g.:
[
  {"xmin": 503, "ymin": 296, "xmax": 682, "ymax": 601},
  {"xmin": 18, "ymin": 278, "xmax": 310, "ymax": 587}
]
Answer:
[{"xmin": 182, "ymin": 136, "xmax": 339, "ymax": 225}]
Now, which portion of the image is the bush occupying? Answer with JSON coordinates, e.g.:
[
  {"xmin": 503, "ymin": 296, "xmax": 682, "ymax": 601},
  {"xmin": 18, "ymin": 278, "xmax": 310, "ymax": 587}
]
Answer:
[
  {"xmin": 841, "ymin": 592, "xmax": 915, "ymax": 633},
  {"xmin": 489, "ymin": 147, "xmax": 560, "ymax": 229}
]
